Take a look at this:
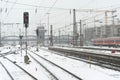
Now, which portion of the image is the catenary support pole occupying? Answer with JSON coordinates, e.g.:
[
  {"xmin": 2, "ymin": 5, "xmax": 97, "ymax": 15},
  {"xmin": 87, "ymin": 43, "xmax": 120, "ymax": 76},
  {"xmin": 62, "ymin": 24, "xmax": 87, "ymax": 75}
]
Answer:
[
  {"xmin": 80, "ymin": 20, "xmax": 83, "ymax": 46},
  {"xmin": 50, "ymin": 25, "xmax": 53, "ymax": 46}
]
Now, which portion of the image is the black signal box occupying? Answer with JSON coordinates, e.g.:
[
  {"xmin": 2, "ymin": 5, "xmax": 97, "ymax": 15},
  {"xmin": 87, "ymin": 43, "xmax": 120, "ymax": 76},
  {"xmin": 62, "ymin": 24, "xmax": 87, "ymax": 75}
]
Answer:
[{"xmin": 23, "ymin": 12, "xmax": 29, "ymax": 24}]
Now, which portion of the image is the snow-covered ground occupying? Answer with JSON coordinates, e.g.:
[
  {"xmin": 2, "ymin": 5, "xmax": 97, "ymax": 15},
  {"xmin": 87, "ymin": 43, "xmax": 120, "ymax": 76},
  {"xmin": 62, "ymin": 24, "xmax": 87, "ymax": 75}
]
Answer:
[
  {"xmin": 0, "ymin": 46, "xmax": 120, "ymax": 80},
  {"xmin": 30, "ymin": 47, "xmax": 120, "ymax": 80}
]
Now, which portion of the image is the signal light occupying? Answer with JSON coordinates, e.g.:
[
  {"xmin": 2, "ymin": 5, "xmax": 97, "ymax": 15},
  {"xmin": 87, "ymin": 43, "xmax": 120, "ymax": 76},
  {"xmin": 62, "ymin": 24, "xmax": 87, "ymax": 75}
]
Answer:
[{"xmin": 23, "ymin": 12, "xmax": 29, "ymax": 24}]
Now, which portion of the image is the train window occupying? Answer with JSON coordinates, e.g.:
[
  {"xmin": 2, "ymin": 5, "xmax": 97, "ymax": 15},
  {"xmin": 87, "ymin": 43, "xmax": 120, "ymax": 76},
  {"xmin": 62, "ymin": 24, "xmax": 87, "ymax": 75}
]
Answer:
[
  {"xmin": 105, "ymin": 40, "xmax": 107, "ymax": 43},
  {"xmin": 115, "ymin": 40, "xmax": 120, "ymax": 42},
  {"xmin": 110, "ymin": 40, "xmax": 114, "ymax": 42}
]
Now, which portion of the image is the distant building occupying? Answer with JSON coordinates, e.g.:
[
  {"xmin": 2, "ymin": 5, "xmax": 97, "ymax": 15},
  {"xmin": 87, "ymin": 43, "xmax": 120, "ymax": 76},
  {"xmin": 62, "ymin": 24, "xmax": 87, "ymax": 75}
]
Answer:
[
  {"xmin": 113, "ymin": 25, "xmax": 120, "ymax": 36},
  {"xmin": 95, "ymin": 25, "xmax": 120, "ymax": 38},
  {"xmin": 85, "ymin": 27, "xmax": 94, "ymax": 41},
  {"xmin": 85, "ymin": 24, "xmax": 120, "ymax": 44},
  {"xmin": 37, "ymin": 26, "xmax": 46, "ymax": 46}
]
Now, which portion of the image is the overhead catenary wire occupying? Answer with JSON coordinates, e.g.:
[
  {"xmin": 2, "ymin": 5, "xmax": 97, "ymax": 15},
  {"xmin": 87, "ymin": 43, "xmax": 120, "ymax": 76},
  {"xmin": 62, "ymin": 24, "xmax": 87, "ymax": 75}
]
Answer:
[
  {"xmin": 47, "ymin": 0, "xmax": 58, "ymax": 13},
  {"xmin": 2, "ymin": 0, "xmax": 70, "ymax": 11},
  {"xmin": 1, "ymin": 0, "xmax": 119, "ymax": 28},
  {"xmin": 40, "ymin": 0, "xmax": 58, "ymax": 23},
  {"xmin": 0, "ymin": 0, "xmax": 119, "ymax": 39},
  {"xmin": 1, "ymin": 0, "xmax": 116, "ymax": 22},
  {"xmin": 35, "ymin": 8, "xmax": 113, "ymax": 34},
  {"xmin": 2, "ymin": 0, "xmax": 111, "ymax": 12},
  {"xmin": 34, "ymin": 0, "xmax": 44, "ymax": 13},
  {"xmin": 52, "ymin": 12, "xmax": 108, "ymax": 35},
  {"xmin": 2, "ymin": 0, "xmax": 18, "ymax": 22},
  {"xmin": 0, "ymin": 0, "xmax": 9, "ymax": 19}
]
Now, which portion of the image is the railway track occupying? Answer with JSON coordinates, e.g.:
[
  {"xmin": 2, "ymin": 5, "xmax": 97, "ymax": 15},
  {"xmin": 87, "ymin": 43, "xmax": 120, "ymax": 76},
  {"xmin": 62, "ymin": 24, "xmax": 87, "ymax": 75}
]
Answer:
[
  {"xmin": 28, "ymin": 52, "xmax": 59, "ymax": 80},
  {"xmin": 0, "ymin": 52, "xmax": 38, "ymax": 80},
  {"xmin": 1, "ymin": 49, "xmax": 59, "ymax": 80},
  {"xmin": 29, "ymin": 50, "xmax": 83, "ymax": 80},
  {"xmin": 75, "ymin": 46, "xmax": 120, "ymax": 52},
  {"xmin": 0, "ymin": 62, "xmax": 14, "ymax": 80},
  {"xmin": 48, "ymin": 47, "xmax": 120, "ymax": 71}
]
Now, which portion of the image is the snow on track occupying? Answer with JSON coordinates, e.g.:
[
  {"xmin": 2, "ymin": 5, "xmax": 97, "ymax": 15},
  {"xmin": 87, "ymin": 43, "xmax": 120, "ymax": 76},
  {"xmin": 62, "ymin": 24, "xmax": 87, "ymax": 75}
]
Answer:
[
  {"xmin": 0, "ymin": 63, "xmax": 12, "ymax": 80},
  {"xmin": 30, "ymin": 48, "xmax": 120, "ymax": 80},
  {"xmin": 0, "ymin": 58, "xmax": 35, "ymax": 80},
  {"xmin": 29, "ymin": 51, "xmax": 81, "ymax": 80},
  {"xmin": 6, "ymin": 52, "xmax": 55, "ymax": 80}
]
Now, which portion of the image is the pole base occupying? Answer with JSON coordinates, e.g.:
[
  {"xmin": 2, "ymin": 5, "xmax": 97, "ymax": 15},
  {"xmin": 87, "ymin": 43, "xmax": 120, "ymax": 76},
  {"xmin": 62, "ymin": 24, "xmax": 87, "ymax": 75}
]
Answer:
[{"xmin": 24, "ymin": 55, "xmax": 29, "ymax": 64}]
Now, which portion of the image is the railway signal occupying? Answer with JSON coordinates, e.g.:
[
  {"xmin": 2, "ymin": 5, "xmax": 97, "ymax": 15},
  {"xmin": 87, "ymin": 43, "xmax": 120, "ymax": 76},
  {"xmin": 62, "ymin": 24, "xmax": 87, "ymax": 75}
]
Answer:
[
  {"xmin": 23, "ymin": 12, "xmax": 29, "ymax": 28},
  {"xmin": 23, "ymin": 12, "xmax": 29, "ymax": 64}
]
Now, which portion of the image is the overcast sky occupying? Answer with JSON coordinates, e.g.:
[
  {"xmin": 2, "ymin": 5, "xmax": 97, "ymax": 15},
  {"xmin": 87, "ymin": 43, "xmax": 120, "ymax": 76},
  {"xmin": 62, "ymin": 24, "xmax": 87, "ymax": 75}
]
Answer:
[{"xmin": 1, "ymin": 0, "xmax": 120, "ymax": 36}]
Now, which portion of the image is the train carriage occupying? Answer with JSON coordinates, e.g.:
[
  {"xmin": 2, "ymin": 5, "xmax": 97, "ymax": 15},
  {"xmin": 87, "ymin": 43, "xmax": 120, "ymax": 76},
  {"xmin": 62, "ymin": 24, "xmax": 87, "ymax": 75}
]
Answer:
[{"xmin": 92, "ymin": 37, "xmax": 120, "ymax": 47}]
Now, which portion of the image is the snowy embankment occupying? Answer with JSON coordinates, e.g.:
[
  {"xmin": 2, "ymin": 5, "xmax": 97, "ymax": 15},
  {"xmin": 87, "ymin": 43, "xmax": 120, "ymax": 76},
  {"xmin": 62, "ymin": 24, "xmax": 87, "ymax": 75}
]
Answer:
[{"xmin": 0, "ymin": 46, "xmax": 120, "ymax": 80}]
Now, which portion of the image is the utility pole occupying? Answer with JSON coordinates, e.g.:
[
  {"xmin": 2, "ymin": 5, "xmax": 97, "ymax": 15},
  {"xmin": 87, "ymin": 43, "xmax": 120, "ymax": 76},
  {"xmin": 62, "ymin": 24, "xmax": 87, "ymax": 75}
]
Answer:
[
  {"xmin": 73, "ymin": 9, "xmax": 77, "ymax": 46},
  {"xmin": 104, "ymin": 10, "xmax": 116, "ymax": 37},
  {"xmin": 50, "ymin": 25, "xmax": 53, "ymax": 46},
  {"xmin": 47, "ymin": 13, "xmax": 50, "ymax": 46},
  {"xmin": 80, "ymin": 20, "xmax": 83, "ymax": 46},
  {"xmin": 105, "ymin": 11, "xmax": 108, "ymax": 26},
  {"xmin": 112, "ymin": 11, "xmax": 117, "ymax": 37},
  {"xmin": 84, "ymin": 24, "xmax": 87, "ymax": 45},
  {"xmin": 59, "ymin": 29, "xmax": 60, "ymax": 45},
  {"xmin": 0, "ymin": 22, "xmax": 1, "ymax": 46},
  {"xmin": 94, "ymin": 18, "xmax": 96, "ymax": 39},
  {"xmin": 83, "ymin": 23, "xmax": 86, "ymax": 45},
  {"xmin": 103, "ymin": 11, "xmax": 108, "ymax": 38},
  {"xmin": 68, "ymin": 34, "xmax": 69, "ymax": 45}
]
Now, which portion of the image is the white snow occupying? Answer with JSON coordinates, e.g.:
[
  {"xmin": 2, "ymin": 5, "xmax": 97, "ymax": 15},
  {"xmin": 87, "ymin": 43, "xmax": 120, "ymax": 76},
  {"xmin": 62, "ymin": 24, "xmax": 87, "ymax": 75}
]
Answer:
[
  {"xmin": 0, "ymin": 64, "xmax": 11, "ymax": 80},
  {"xmin": 30, "ymin": 47, "xmax": 120, "ymax": 80},
  {"xmin": 0, "ymin": 46, "xmax": 120, "ymax": 80}
]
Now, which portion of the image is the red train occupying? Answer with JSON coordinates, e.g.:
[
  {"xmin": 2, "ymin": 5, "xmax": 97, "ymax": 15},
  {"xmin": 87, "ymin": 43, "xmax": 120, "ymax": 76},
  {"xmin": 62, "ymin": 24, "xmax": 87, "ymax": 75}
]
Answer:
[{"xmin": 92, "ymin": 37, "xmax": 120, "ymax": 47}]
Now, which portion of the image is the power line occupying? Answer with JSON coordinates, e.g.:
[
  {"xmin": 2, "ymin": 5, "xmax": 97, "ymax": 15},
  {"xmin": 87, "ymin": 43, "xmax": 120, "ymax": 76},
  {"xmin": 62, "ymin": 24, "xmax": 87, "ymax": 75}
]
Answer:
[
  {"xmin": 40, "ymin": 0, "xmax": 58, "ymax": 23},
  {"xmin": 53, "ymin": 12, "xmax": 106, "ymax": 32},
  {"xmin": 47, "ymin": 0, "xmax": 58, "ymax": 13},
  {"xmin": 2, "ymin": 0, "xmax": 69, "ymax": 11},
  {"xmin": 34, "ymin": 0, "xmax": 44, "ymax": 13},
  {"xmin": 3, "ymin": 0, "xmax": 118, "ymax": 11},
  {"xmin": 2, "ymin": 0, "xmax": 18, "ymax": 22},
  {"xmin": 40, "ymin": 11, "xmax": 67, "ymax": 23},
  {"xmin": 0, "ymin": 0, "xmax": 9, "ymax": 19},
  {"xmin": 1, "ymin": 1, "xmax": 118, "ymax": 26}
]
